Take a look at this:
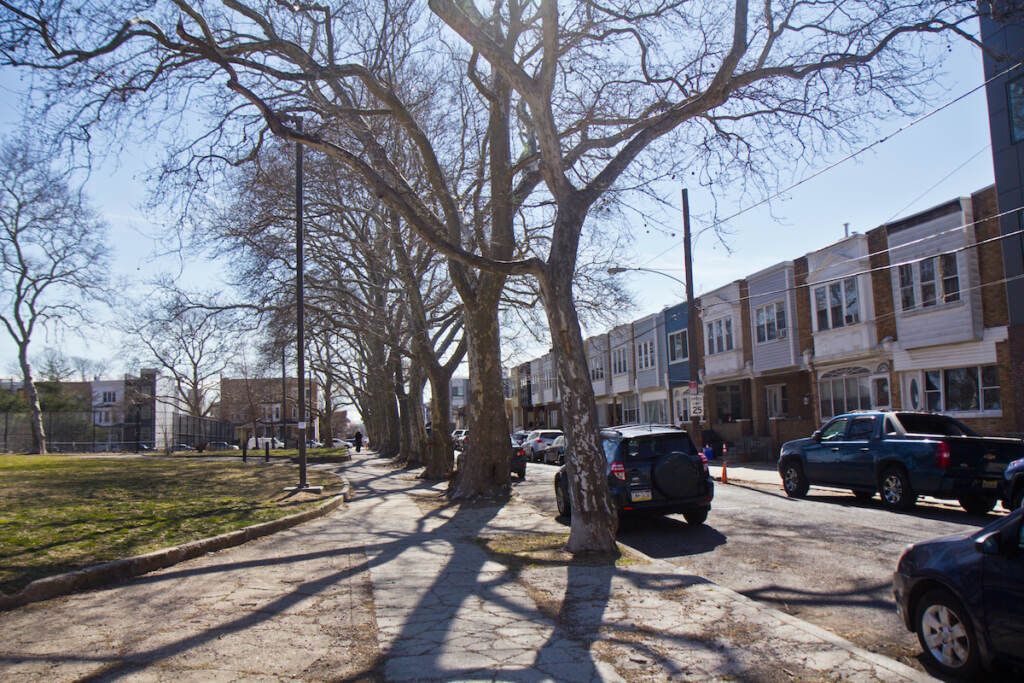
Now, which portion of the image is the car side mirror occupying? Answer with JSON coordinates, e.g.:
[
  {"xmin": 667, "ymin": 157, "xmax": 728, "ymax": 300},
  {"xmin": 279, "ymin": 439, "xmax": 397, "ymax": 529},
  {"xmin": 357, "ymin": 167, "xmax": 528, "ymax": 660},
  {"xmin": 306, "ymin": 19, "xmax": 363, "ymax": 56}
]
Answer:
[
  {"xmin": 811, "ymin": 430, "xmax": 821, "ymax": 443},
  {"xmin": 974, "ymin": 530, "xmax": 1002, "ymax": 556}
]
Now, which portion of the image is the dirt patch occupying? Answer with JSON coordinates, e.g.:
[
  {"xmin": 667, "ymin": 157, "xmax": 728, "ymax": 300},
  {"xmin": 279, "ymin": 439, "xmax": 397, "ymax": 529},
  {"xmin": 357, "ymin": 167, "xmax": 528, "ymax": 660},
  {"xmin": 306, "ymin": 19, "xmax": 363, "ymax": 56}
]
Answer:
[{"xmin": 476, "ymin": 532, "xmax": 648, "ymax": 569}]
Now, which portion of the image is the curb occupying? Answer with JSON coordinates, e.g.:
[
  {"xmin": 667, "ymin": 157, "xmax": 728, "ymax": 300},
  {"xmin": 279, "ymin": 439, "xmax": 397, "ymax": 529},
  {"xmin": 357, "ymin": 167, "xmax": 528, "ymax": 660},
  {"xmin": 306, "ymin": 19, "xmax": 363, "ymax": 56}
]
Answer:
[{"xmin": 0, "ymin": 478, "xmax": 353, "ymax": 612}]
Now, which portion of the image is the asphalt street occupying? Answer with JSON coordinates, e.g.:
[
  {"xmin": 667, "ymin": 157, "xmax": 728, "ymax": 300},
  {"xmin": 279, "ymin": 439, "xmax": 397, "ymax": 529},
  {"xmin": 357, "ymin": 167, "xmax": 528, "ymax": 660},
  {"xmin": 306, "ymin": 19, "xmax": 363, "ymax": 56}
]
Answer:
[{"xmin": 512, "ymin": 461, "xmax": 1005, "ymax": 675}]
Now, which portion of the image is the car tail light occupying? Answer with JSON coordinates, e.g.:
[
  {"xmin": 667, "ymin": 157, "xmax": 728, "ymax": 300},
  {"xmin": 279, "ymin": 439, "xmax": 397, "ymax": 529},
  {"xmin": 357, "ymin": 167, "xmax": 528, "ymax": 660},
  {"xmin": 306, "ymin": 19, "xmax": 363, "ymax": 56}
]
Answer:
[
  {"xmin": 516, "ymin": 448, "xmax": 524, "ymax": 457},
  {"xmin": 610, "ymin": 462, "xmax": 626, "ymax": 481},
  {"xmin": 699, "ymin": 453, "xmax": 709, "ymax": 473},
  {"xmin": 934, "ymin": 442, "xmax": 951, "ymax": 469}
]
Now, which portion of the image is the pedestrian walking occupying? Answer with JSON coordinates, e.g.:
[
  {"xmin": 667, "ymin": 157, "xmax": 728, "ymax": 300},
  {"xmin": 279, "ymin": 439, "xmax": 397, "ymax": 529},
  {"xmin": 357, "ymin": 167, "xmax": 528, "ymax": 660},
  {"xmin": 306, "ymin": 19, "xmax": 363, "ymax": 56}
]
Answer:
[
  {"xmin": 354, "ymin": 430, "xmax": 363, "ymax": 453},
  {"xmin": 703, "ymin": 442, "xmax": 714, "ymax": 461}
]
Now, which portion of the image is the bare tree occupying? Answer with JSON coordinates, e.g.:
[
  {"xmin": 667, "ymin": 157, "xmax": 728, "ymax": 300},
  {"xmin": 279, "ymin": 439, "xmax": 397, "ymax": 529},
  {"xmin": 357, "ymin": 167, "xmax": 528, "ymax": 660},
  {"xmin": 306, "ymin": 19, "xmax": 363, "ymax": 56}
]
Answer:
[
  {"xmin": 121, "ymin": 299, "xmax": 234, "ymax": 417},
  {"xmin": 0, "ymin": 0, "xmax": 994, "ymax": 549},
  {"xmin": 0, "ymin": 137, "xmax": 109, "ymax": 453}
]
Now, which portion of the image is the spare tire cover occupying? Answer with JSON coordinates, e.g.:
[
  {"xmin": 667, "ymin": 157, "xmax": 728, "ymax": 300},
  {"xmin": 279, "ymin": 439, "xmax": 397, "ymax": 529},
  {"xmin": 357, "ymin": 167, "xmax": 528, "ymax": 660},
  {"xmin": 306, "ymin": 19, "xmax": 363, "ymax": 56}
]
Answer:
[{"xmin": 652, "ymin": 451, "xmax": 702, "ymax": 498}]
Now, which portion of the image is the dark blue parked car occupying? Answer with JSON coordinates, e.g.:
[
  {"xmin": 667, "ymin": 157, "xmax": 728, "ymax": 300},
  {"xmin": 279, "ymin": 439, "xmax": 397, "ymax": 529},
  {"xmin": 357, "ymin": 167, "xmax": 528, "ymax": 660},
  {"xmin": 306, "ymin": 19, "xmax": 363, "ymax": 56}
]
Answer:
[
  {"xmin": 1003, "ymin": 457, "xmax": 1024, "ymax": 510},
  {"xmin": 893, "ymin": 507, "xmax": 1024, "ymax": 677}
]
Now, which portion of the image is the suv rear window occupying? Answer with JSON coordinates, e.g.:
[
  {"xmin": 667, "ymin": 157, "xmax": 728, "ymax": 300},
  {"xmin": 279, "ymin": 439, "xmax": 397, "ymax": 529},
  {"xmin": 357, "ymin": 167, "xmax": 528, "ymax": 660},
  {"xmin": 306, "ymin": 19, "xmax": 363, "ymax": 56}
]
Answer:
[
  {"xmin": 540, "ymin": 431, "xmax": 562, "ymax": 440},
  {"xmin": 895, "ymin": 413, "xmax": 977, "ymax": 436},
  {"xmin": 623, "ymin": 434, "xmax": 696, "ymax": 460}
]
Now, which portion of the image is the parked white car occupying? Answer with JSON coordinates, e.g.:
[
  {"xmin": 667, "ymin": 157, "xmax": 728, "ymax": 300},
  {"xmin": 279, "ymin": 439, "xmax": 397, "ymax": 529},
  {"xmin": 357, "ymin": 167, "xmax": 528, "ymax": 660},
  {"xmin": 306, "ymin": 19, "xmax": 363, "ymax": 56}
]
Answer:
[{"xmin": 247, "ymin": 437, "xmax": 284, "ymax": 449}]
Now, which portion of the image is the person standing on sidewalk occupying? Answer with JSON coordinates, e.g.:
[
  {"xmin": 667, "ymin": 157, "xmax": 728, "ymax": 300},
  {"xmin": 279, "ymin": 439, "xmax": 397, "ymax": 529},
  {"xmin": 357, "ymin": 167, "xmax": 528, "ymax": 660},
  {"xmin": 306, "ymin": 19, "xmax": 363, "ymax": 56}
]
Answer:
[
  {"xmin": 703, "ymin": 443, "xmax": 714, "ymax": 461},
  {"xmin": 354, "ymin": 430, "xmax": 363, "ymax": 453}
]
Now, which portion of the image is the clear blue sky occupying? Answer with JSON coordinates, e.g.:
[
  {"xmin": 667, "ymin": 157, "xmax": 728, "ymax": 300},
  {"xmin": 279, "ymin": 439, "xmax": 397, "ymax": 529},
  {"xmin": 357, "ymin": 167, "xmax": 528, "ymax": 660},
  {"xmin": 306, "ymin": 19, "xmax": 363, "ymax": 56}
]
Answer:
[{"xmin": 0, "ymin": 32, "xmax": 996, "ymax": 380}]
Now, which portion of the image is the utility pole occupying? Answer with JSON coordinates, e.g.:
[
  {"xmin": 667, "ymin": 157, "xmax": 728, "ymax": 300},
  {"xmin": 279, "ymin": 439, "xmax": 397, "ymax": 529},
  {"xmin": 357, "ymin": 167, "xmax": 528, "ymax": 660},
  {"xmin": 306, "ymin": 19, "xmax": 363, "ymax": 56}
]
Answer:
[
  {"xmin": 281, "ymin": 347, "xmax": 287, "ymax": 446},
  {"xmin": 682, "ymin": 189, "xmax": 700, "ymax": 429}
]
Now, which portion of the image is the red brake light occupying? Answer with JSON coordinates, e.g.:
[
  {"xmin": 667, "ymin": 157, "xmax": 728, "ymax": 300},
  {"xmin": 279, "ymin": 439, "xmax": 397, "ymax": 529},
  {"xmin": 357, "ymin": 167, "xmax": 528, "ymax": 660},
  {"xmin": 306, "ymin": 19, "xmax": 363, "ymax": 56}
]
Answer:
[
  {"xmin": 610, "ymin": 462, "xmax": 626, "ymax": 481},
  {"xmin": 699, "ymin": 453, "xmax": 709, "ymax": 473},
  {"xmin": 935, "ymin": 442, "xmax": 951, "ymax": 469}
]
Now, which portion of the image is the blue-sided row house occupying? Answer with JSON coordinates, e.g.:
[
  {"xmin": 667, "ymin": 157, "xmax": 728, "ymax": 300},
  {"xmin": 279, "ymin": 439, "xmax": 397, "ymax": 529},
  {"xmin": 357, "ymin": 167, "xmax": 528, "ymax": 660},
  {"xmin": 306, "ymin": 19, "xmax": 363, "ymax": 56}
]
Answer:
[{"xmin": 506, "ymin": 185, "xmax": 1023, "ymax": 460}]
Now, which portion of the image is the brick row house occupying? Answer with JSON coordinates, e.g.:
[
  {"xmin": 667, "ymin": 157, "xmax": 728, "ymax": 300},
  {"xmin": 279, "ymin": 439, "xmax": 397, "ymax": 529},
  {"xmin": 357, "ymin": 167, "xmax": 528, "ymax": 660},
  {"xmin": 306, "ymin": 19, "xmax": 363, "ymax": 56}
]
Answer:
[{"xmin": 507, "ymin": 186, "xmax": 1022, "ymax": 460}]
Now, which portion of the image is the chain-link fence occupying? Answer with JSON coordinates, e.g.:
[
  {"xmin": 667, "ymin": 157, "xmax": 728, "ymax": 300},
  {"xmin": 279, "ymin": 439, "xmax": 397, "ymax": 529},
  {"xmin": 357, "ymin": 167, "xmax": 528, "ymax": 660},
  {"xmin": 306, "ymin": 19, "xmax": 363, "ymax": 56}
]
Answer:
[{"xmin": 0, "ymin": 410, "xmax": 235, "ymax": 453}]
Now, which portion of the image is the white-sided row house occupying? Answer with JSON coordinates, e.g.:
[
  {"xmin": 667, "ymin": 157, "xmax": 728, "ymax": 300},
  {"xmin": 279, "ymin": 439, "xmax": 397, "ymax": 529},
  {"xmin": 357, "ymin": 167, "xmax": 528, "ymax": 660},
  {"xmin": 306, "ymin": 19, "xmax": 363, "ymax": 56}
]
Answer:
[
  {"xmin": 585, "ymin": 333, "xmax": 612, "ymax": 427},
  {"xmin": 884, "ymin": 189, "xmax": 1014, "ymax": 435},
  {"xmin": 633, "ymin": 312, "xmax": 670, "ymax": 424},
  {"xmin": 608, "ymin": 322, "xmax": 636, "ymax": 424},
  {"xmin": 699, "ymin": 280, "xmax": 751, "ymax": 446}
]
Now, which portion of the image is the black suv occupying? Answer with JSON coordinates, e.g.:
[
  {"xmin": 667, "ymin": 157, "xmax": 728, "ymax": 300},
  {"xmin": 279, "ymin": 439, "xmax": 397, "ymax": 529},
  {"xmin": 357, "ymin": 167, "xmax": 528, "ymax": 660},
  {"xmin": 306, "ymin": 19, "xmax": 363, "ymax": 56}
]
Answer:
[{"xmin": 553, "ymin": 425, "xmax": 713, "ymax": 525}]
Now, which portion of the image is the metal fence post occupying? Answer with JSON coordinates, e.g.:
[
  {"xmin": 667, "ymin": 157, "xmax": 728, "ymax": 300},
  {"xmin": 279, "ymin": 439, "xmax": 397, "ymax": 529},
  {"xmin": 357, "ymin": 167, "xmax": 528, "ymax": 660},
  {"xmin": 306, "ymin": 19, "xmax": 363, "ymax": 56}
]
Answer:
[{"xmin": 265, "ymin": 442, "xmax": 270, "ymax": 462}]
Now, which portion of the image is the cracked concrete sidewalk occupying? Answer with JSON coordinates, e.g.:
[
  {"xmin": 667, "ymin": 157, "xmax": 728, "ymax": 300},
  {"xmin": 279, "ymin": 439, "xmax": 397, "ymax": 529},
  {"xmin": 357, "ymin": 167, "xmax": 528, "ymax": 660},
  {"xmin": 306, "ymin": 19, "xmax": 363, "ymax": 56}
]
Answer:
[{"xmin": 0, "ymin": 451, "xmax": 930, "ymax": 681}]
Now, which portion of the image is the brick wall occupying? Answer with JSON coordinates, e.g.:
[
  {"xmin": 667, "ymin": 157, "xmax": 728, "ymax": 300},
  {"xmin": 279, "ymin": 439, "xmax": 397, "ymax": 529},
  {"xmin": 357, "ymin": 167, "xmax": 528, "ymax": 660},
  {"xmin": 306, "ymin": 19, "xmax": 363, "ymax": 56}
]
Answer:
[
  {"xmin": 793, "ymin": 257, "xmax": 812, "ymax": 355},
  {"xmin": 868, "ymin": 225, "xmax": 897, "ymax": 344},
  {"xmin": 972, "ymin": 185, "xmax": 1010, "ymax": 329},
  {"xmin": 739, "ymin": 280, "xmax": 753, "ymax": 366}
]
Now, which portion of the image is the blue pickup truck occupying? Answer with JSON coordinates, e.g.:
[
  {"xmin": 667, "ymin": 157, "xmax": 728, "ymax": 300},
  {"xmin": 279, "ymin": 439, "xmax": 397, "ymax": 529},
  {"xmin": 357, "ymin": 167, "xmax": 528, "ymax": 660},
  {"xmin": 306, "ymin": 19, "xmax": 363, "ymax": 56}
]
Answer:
[{"xmin": 778, "ymin": 411, "xmax": 1024, "ymax": 514}]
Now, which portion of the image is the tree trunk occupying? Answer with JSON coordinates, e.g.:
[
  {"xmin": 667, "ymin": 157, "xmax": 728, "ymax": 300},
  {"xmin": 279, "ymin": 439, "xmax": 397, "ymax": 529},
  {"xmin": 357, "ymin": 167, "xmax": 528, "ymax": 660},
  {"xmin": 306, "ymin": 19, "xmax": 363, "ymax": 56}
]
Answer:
[
  {"xmin": 394, "ymin": 357, "xmax": 413, "ymax": 465},
  {"xmin": 540, "ymin": 263, "xmax": 618, "ymax": 555},
  {"xmin": 448, "ymin": 302, "xmax": 510, "ymax": 500},
  {"xmin": 18, "ymin": 345, "xmax": 46, "ymax": 455},
  {"xmin": 406, "ymin": 364, "xmax": 427, "ymax": 468},
  {"xmin": 423, "ymin": 367, "xmax": 454, "ymax": 479}
]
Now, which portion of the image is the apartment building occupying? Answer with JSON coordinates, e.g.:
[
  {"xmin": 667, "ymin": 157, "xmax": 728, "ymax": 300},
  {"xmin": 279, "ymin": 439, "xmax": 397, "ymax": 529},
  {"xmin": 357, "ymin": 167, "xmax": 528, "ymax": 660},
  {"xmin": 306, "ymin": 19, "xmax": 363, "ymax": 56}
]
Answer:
[
  {"xmin": 633, "ymin": 312, "xmax": 669, "ymax": 424},
  {"xmin": 585, "ymin": 333, "xmax": 612, "ymax": 427},
  {"xmin": 219, "ymin": 376, "xmax": 320, "ymax": 444},
  {"xmin": 608, "ymin": 322, "xmax": 635, "ymax": 423}
]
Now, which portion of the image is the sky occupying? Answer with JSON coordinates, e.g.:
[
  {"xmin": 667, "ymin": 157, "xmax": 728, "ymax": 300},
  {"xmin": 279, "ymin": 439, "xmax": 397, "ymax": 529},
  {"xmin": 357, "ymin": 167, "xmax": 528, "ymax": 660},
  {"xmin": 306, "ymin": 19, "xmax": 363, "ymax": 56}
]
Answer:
[{"xmin": 0, "ymin": 26, "xmax": 998, "ymax": 384}]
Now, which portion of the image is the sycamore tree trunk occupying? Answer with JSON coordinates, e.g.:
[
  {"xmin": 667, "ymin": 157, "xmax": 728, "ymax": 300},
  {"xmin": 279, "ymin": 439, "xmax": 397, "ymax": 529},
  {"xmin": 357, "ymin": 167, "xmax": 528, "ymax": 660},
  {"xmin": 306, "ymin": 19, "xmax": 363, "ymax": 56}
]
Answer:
[
  {"xmin": 406, "ymin": 365, "xmax": 428, "ymax": 468},
  {"xmin": 424, "ymin": 367, "xmax": 455, "ymax": 479},
  {"xmin": 449, "ymin": 301, "xmax": 511, "ymax": 500},
  {"xmin": 17, "ymin": 345, "xmax": 45, "ymax": 454},
  {"xmin": 394, "ymin": 357, "xmax": 413, "ymax": 465},
  {"xmin": 539, "ymin": 228, "xmax": 618, "ymax": 555}
]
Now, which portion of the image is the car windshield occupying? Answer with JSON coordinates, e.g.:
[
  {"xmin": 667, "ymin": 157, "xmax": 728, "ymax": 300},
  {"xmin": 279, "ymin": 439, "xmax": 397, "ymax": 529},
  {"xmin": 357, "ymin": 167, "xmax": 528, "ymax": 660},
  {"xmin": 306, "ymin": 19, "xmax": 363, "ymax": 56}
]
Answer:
[
  {"xmin": 624, "ymin": 434, "xmax": 695, "ymax": 459},
  {"xmin": 540, "ymin": 431, "xmax": 562, "ymax": 440},
  {"xmin": 895, "ymin": 413, "xmax": 978, "ymax": 437}
]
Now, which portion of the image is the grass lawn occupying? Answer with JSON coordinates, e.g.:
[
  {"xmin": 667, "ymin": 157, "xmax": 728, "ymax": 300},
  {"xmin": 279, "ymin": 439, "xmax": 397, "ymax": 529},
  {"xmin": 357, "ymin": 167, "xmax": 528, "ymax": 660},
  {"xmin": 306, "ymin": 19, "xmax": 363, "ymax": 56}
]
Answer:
[{"xmin": 0, "ymin": 455, "xmax": 343, "ymax": 595}]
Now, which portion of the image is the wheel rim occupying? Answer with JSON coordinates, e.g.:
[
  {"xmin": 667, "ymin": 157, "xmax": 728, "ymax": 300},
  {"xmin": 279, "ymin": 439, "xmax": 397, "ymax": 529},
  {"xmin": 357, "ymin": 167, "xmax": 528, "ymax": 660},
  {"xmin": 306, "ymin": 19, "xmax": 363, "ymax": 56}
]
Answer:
[
  {"xmin": 921, "ymin": 604, "xmax": 970, "ymax": 669},
  {"xmin": 883, "ymin": 473, "xmax": 903, "ymax": 504},
  {"xmin": 784, "ymin": 467, "xmax": 800, "ymax": 492}
]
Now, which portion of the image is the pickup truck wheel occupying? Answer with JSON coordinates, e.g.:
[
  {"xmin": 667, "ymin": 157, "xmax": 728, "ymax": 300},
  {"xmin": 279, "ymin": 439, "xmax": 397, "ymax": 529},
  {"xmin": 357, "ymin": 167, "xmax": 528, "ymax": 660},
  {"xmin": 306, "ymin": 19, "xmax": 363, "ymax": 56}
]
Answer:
[
  {"xmin": 880, "ymin": 467, "xmax": 916, "ymax": 510},
  {"xmin": 782, "ymin": 461, "xmax": 809, "ymax": 498},
  {"xmin": 958, "ymin": 494, "xmax": 996, "ymax": 515},
  {"xmin": 914, "ymin": 588, "xmax": 980, "ymax": 678},
  {"xmin": 555, "ymin": 477, "xmax": 570, "ymax": 518}
]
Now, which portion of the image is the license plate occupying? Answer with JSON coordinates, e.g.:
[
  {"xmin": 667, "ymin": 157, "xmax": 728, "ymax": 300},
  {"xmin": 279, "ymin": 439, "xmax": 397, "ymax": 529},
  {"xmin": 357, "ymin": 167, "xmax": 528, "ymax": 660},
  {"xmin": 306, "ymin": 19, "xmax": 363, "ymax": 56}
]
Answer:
[
  {"xmin": 983, "ymin": 480, "xmax": 998, "ymax": 489},
  {"xmin": 630, "ymin": 489, "xmax": 652, "ymax": 502}
]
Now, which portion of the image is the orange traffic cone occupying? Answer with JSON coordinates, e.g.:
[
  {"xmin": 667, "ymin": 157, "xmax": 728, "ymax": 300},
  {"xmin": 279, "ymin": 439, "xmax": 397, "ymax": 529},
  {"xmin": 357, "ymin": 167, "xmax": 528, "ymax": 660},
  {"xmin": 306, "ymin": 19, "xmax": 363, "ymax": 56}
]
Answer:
[{"xmin": 721, "ymin": 443, "xmax": 728, "ymax": 484}]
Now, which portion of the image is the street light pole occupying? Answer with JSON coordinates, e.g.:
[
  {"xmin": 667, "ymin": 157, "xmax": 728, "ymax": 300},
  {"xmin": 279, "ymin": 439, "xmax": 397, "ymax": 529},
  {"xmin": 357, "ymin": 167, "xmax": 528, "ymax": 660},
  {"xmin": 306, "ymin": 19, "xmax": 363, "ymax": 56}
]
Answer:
[
  {"xmin": 294, "ymin": 116, "xmax": 308, "ymax": 489},
  {"xmin": 682, "ymin": 188, "xmax": 700, "ymax": 430}
]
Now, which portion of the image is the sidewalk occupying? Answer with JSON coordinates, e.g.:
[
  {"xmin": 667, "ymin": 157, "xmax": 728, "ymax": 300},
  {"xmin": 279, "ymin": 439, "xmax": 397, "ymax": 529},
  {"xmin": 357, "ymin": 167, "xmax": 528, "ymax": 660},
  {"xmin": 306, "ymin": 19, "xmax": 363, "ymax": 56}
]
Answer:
[
  {"xmin": 0, "ymin": 451, "xmax": 929, "ymax": 681},
  {"xmin": 708, "ymin": 461, "xmax": 783, "ymax": 488}
]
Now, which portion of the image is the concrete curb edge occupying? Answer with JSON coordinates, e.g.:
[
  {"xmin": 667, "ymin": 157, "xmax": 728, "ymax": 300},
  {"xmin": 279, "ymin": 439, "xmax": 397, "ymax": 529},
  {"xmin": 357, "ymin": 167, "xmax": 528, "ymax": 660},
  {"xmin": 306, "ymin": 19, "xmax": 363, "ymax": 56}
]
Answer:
[{"xmin": 0, "ymin": 477, "xmax": 353, "ymax": 612}]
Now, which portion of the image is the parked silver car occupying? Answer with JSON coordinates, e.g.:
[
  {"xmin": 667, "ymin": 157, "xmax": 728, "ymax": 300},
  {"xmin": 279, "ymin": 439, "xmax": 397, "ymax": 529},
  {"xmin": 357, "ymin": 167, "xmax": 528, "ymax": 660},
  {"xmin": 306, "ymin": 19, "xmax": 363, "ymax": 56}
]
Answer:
[{"xmin": 523, "ymin": 429, "xmax": 563, "ymax": 463}]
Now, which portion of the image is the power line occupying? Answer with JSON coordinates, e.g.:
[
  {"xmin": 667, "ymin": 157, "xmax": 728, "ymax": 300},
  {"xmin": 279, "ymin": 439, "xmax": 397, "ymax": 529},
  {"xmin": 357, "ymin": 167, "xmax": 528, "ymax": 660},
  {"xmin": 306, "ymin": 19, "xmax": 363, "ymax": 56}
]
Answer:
[{"xmin": 640, "ymin": 60, "xmax": 1024, "ymax": 268}]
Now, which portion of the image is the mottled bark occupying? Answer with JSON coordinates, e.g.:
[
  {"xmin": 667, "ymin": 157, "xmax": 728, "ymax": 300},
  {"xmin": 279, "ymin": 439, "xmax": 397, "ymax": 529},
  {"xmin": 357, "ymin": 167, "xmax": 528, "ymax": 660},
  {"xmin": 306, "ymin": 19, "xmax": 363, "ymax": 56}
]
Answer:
[
  {"xmin": 448, "ymin": 303, "xmax": 511, "ymax": 500},
  {"xmin": 394, "ymin": 357, "xmax": 413, "ymax": 465},
  {"xmin": 406, "ymin": 364, "xmax": 428, "ymax": 468},
  {"xmin": 424, "ymin": 369, "xmax": 454, "ymax": 479},
  {"xmin": 17, "ymin": 346, "xmax": 45, "ymax": 454},
  {"xmin": 540, "ymin": 217, "xmax": 618, "ymax": 555}
]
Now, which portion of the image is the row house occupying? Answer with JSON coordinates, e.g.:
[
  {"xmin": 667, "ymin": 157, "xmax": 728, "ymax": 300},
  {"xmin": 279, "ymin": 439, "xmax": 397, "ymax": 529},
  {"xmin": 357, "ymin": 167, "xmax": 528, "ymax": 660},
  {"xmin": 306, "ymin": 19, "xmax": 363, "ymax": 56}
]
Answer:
[{"xmin": 512, "ymin": 187, "xmax": 1020, "ymax": 455}]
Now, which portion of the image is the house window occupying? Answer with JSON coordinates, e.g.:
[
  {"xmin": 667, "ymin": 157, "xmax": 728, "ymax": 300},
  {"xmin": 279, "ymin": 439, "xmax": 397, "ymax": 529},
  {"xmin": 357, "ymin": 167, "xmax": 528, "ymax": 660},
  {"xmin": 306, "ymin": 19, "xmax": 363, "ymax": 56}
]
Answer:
[
  {"xmin": 623, "ymin": 394, "xmax": 639, "ymax": 423},
  {"xmin": 705, "ymin": 317, "xmax": 734, "ymax": 355},
  {"xmin": 636, "ymin": 340, "xmax": 655, "ymax": 371},
  {"xmin": 941, "ymin": 253, "xmax": 960, "ymax": 303},
  {"xmin": 818, "ymin": 367, "xmax": 872, "ymax": 419},
  {"xmin": 766, "ymin": 385, "xmax": 788, "ymax": 418},
  {"xmin": 612, "ymin": 347, "xmax": 629, "ymax": 375},
  {"xmin": 916, "ymin": 365, "xmax": 1001, "ymax": 413},
  {"xmin": 668, "ymin": 330, "xmax": 688, "ymax": 362},
  {"xmin": 589, "ymin": 356, "xmax": 605, "ymax": 381},
  {"xmin": 715, "ymin": 383, "xmax": 744, "ymax": 421},
  {"xmin": 754, "ymin": 303, "xmax": 787, "ymax": 343},
  {"xmin": 899, "ymin": 255, "xmax": 960, "ymax": 311},
  {"xmin": 102, "ymin": 391, "xmax": 116, "ymax": 403},
  {"xmin": 642, "ymin": 400, "xmax": 666, "ymax": 424},
  {"xmin": 813, "ymin": 277, "xmax": 859, "ymax": 330},
  {"xmin": 899, "ymin": 264, "xmax": 915, "ymax": 311},
  {"xmin": 1008, "ymin": 75, "xmax": 1024, "ymax": 143},
  {"xmin": 674, "ymin": 392, "xmax": 690, "ymax": 423}
]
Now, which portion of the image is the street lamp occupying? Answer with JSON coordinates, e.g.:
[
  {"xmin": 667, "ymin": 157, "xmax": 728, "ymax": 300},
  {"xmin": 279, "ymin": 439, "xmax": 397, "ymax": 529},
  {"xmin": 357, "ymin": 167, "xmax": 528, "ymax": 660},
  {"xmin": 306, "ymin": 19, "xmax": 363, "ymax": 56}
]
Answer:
[{"xmin": 607, "ymin": 266, "xmax": 688, "ymax": 289}]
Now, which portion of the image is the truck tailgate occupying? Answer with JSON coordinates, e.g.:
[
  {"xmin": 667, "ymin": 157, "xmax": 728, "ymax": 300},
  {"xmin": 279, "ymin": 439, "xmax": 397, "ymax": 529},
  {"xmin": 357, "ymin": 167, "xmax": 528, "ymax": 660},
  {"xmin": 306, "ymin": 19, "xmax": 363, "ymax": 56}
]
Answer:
[{"xmin": 943, "ymin": 436, "xmax": 1024, "ymax": 480}]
